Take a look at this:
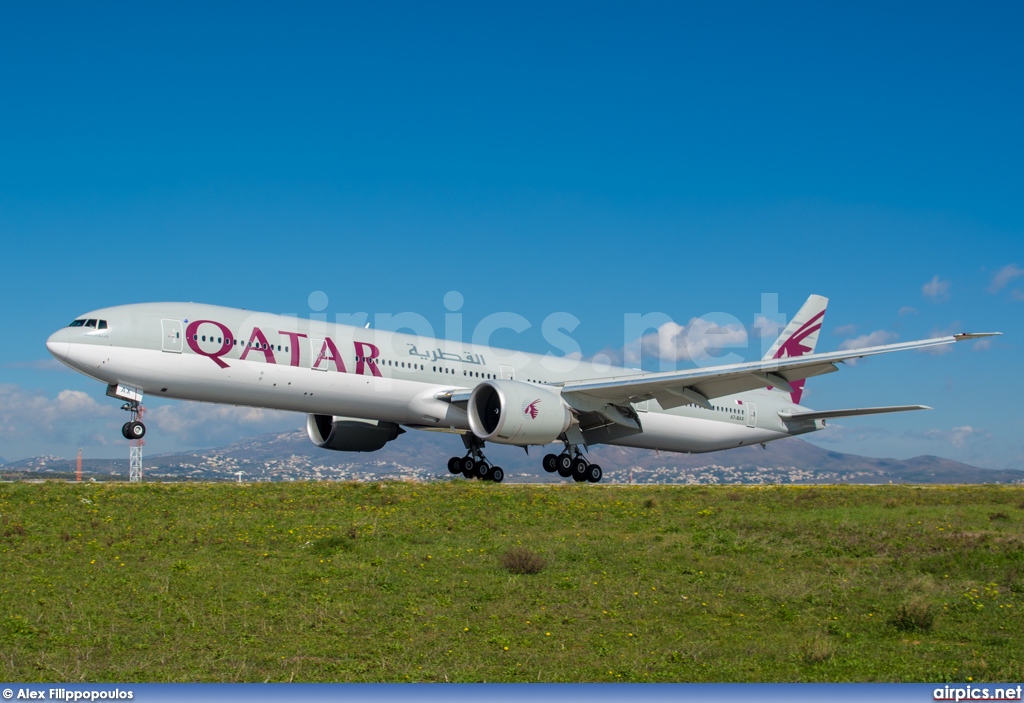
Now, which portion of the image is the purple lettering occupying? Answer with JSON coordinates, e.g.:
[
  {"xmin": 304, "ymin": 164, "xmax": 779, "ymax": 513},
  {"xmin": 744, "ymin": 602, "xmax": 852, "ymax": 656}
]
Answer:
[
  {"xmin": 313, "ymin": 337, "xmax": 347, "ymax": 372},
  {"xmin": 279, "ymin": 331, "xmax": 307, "ymax": 367},
  {"xmin": 354, "ymin": 341, "xmax": 382, "ymax": 377},
  {"xmin": 185, "ymin": 320, "xmax": 233, "ymax": 368},
  {"xmin": 239, "ymin": 327, "xmax": 277, "ymax": 364}
]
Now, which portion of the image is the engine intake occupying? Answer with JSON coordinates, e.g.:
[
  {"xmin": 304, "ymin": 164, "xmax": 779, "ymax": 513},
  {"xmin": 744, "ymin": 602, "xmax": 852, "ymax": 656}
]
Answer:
[
  {"xmin": 467, "ymin": 380, "xmax": 571, "ymax": 445},
  {"xmin": 306, "ymin": 414, "xmax": 404, "ymax": 452}
]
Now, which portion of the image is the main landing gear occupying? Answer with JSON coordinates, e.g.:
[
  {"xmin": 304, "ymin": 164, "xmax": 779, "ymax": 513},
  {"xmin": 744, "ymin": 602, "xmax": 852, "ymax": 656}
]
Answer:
[
  {"xmin": 120, "ymin": 401, "xmax": 146, "ymax": 440},
  {"xmin": 543, "ymin": 445, "xmax": 602, "ymax": 483},
  {"xmin": 446, "ymin": 454, "xmax": 504, "ymax": 483},
  {"xmin": 447, "ymin": 436, "xmax": 504, "ymax": 483}
]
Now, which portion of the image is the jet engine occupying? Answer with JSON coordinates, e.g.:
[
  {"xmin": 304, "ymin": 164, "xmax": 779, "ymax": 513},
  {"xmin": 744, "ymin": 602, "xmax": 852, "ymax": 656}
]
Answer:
[
  {"xmin": 467, "ymin": 380, "xmax": 572, "ymax": 445},
  {"xmin": 306, "ymin": 414, "xmax": 404, "ymax": 452}
]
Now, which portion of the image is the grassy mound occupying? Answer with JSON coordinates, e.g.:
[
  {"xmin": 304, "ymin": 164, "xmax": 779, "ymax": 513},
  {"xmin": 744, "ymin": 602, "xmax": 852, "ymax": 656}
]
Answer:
[{"xmin": 1, "ymin": 481, "xmax": 1021, "ymax": 682}]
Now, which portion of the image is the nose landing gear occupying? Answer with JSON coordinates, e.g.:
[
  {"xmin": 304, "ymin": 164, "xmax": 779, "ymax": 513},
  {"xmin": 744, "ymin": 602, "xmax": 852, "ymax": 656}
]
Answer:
[{"xmin": 120, "ymin": 401, "xmax": 146, "ymax": 440}]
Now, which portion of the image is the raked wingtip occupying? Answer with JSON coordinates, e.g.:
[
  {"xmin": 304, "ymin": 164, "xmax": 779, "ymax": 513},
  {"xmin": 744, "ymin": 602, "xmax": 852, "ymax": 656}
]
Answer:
[{"xmin": 953, "ymin": 332, "xmax": 1001, "ymax": 341}]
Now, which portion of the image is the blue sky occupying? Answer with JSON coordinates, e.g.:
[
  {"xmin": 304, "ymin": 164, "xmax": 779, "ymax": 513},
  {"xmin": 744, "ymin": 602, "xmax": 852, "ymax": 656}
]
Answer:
[{"xmin": 0, "ymin": 2, "xmax": 1021, "ymax": 469}]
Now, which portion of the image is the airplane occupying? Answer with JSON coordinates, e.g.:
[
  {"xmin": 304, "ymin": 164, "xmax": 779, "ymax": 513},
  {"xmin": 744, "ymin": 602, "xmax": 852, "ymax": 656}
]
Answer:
[{"xmin": 45, "ymin": 295, "xmax": 997, "ymax": 483}]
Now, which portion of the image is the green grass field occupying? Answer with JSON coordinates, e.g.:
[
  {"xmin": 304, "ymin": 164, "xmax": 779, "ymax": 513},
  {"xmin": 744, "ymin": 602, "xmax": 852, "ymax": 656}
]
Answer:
[{"xmin": 1, "ymin": 481, "xmax": 1022, "ymax": 682}]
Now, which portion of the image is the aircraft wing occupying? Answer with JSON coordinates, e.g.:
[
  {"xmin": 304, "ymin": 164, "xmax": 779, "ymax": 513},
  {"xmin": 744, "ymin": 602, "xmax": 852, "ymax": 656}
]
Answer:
[
  {"xmin": 777, "ymin": 405, "xmax": 930, "ymax": 421},
  {"xmin": 559, "ymin": 332, "xmax": 999, "ymax": 410}
]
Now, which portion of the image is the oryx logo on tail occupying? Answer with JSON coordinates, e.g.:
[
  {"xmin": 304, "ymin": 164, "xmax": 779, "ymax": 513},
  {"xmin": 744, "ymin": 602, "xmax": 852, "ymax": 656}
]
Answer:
[{"xmin": 762, "ymin": 295, "xmax": 828, "ymax": 404}]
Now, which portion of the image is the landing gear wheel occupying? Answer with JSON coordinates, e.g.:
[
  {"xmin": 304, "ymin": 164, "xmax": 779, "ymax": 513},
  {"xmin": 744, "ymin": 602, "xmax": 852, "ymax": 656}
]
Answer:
[
  {"xmin": 572, "ymin": 471, "xmax": 586, "ymax": 483},
  {"xmin": 460, "ymin": 456, "xmax": 476, "ymax": 474},
  {"xmin": 447, "ymin": 457, "xmax": 462, "ymax": 474},
  {"xmin": 556, "ymin": 453, "xmax": 573, "ymax": 477},
  {"xmin": 542, "ymin": 454, "xmax": 559, "ymax": 473},
  {"xmin": 121, "ymin": 422, "xmax": 132, "ymax": 440},
  {"xmin": 585, "ymin": 464, "xmax": 602, "ymax": 483},
  {"xmin": 128, "ymin": 421, "xmax": 146, "ymax": 439},
  {"xmin": 490, "ymin": 467, "xmax": 504, "ymax": 483},
  {"xmin": 571, "ymin": 457, "xmax": 588, "ymax": 480},
  {"xmin": 475, "ymin": 461, "xmax": 491, "ymax": 480}
]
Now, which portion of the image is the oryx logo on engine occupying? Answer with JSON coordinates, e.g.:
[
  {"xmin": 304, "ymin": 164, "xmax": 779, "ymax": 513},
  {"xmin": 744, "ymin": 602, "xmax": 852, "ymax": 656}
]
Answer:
[{"xmin": 523, "ymin": 399, "xmax": 541, "ymax": 419}]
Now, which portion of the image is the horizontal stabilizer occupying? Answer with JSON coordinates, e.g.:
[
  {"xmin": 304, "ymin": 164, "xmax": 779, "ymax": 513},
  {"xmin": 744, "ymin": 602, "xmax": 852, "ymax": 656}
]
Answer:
[{"xmin": 778, "ymin": 405, "xmax": 931, "ymax": 421}]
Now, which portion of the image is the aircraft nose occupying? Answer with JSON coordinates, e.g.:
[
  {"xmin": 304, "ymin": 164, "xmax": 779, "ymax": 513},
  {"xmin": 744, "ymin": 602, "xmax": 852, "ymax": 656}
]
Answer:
[{"xmin": 46, "ymin": 328, "xmax": 70, "ymax": 361}]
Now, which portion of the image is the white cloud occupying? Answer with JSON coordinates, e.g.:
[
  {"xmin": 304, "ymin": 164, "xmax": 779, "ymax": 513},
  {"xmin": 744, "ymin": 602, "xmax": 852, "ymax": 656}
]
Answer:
[
  {"xmin": 919, "ymin": 323, "xmax": 960, "ymax": 355},
  {"xmin": 922, "ymin": 275, "xmax": 950, "ymax": 302},
  {"xmin": 752, "ymin": 315, "xmax": 782, "ymax": 339},
  {"xmin": 973, "ymin": 338, "xmax": 993, "ymax": 352},
  {"xmin": 837, "ymin": 330, "xmax": 898, "ymax": 351},
  {"xmin": 833, "ymin": 324, "xmax": 857, "ymax": 337},
  {"xmin": 908, "ymin": 425, "xmax": 991, "ymax": 449},
  {"xmin": 147, "ymin": 402, "xmax": 300, "ymax": 446},
  {"xmin": 988, "ymin": 263, "xmax": 1024, "ymax": 294},
  {"xmin": 898, "ymin": 306, "xmax": 918, "ymax": 317},
  {"xmin": 0, "ymin": 384, "xmax": 118, "ymax": 444},
  {"xmin": 623, "ymin": 317, "xmax": 748, "ymax": 366}
]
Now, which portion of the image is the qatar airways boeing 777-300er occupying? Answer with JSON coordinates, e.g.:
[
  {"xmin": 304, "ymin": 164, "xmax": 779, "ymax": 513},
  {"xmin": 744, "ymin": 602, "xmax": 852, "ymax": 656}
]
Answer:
[{"xmin": 45, "ymin": 295, "xmax": 997, "ymax": 483}]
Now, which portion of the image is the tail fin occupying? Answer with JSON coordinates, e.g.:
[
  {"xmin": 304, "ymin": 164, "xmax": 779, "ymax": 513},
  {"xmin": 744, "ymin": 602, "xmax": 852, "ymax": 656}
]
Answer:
[{"xmin": 762, "ymin": 294, "xmax": 828, "ymax": 403}]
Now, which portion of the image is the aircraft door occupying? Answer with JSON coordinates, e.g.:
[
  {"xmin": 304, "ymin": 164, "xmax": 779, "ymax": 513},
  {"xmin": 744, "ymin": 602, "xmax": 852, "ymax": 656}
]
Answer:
[
  {"xmin": 161, "ymin": 319, "xmax": 183, "ymax": 353},
  {"xmin": 746, "ymin": 403, "xmax": 757, "ymax": 428},
  {"xmin": 311, "ymin": 338, "xmax": 327, "ymax": 371},
  {"xmin": 499, "ymin": 365, "xmax": 515, "ymax": 380}
]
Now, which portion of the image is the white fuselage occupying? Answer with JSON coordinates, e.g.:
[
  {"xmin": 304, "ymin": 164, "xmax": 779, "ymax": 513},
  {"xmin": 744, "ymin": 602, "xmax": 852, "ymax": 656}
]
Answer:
[{"xmin": 47, "ymin": 302, "xmax": 816, "ymax": 454}]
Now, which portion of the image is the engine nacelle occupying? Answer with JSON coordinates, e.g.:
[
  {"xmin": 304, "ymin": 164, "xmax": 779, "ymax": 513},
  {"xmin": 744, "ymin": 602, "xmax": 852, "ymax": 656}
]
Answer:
[
  {"xmin": 306, "ymin": 414, "xmax": 404, "ymax": 452},
  {"xmin": 467, "ymin": 380, "xmax": 572, "ymax": 445}
]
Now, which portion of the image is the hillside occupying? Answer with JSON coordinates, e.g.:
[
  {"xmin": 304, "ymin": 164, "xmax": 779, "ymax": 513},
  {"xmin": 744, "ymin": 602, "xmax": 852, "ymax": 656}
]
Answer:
[{"xmin": 3, "ymin": 429, "xmax": 1021, "ymax": 484}]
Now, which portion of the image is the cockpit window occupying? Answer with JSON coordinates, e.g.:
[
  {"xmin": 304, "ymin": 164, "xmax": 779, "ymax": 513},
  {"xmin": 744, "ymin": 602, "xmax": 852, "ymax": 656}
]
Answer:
[{"xmin": 67, "ymin": 319, "xmax": 108, "ymax": 329}]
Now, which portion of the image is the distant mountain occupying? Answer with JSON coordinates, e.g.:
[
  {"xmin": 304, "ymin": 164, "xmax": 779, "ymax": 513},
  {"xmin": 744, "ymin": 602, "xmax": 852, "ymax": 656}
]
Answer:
[{"xmin": 4, "ymin": 429, "xmax": 1021, "ymax": 484}]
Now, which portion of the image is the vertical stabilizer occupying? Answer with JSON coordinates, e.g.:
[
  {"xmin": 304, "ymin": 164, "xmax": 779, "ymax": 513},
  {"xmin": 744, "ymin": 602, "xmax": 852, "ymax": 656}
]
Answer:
[{"xmin": 762, "ymin": 294, "xmax": 828, "ymax": 403}]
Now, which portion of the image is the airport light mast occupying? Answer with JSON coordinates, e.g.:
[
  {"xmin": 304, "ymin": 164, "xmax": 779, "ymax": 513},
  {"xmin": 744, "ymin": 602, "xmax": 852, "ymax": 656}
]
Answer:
[{"xmin": 129, "ymin": 406, "xmax": 145, "ymax": 483}]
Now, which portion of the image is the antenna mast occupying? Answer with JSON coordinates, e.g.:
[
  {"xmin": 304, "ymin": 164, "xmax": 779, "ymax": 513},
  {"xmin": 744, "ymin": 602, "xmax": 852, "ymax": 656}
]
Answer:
[{"xmin": 76, "ymin": 448, "xmax": 82, "ymax": 482}]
